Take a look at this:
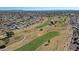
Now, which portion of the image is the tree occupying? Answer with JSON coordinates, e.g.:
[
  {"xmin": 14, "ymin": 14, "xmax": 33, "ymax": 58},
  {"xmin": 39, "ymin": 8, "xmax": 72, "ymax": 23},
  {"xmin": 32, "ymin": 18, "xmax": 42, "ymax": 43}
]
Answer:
[{"xmin": 6, "ymin": 31, "xmax": 14, "ymax": 38}]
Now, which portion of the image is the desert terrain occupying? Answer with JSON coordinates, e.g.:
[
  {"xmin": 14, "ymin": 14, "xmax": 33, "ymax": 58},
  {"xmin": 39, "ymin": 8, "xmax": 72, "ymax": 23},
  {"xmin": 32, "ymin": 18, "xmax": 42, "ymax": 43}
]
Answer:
[{"xmin": 0, "ymin": 13, "xmax": 73, "ymax": 51}]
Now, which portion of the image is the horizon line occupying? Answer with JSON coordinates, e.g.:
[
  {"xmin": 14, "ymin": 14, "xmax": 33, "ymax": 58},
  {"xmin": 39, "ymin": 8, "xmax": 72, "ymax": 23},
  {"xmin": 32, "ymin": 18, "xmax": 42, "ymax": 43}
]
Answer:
[{"xmin": 0, "ymin": 7, "xmax": 79, "ymax": 10}]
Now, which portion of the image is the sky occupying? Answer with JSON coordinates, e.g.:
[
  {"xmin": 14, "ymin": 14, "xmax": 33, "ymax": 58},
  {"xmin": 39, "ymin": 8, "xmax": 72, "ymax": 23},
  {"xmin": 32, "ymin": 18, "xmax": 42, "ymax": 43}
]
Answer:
[{"xmin": 0, "ymin": 7, "xmax": 79, "ymax": 10}]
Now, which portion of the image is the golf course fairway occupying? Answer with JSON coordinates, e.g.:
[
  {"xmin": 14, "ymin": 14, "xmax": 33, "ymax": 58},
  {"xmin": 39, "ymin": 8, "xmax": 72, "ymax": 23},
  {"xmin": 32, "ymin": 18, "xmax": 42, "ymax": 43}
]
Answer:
[{"xmin": 15, "ymin": 31, "xmax": 59, "ymax": 51}]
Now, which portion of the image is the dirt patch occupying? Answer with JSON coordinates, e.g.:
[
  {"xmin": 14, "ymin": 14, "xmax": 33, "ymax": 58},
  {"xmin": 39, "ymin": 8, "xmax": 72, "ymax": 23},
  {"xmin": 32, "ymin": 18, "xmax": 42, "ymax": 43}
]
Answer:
[{"xmin": 36, "ymin": 25, "xmax": 72, "ymax": 51}]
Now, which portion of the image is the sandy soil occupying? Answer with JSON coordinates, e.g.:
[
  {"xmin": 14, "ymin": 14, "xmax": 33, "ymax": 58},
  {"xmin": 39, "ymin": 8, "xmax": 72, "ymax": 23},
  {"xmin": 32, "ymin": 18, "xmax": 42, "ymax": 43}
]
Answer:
[
  {"xmin": 0, "ymin": 18, "xmax": 72, "ymax": 51},
  {"xmin": 0, "ymin": 21, "xmax": 49, "ymax": 51},
  {"xmin": 36, "ymin": 25, "xmax": 72, "ymax": 51}
]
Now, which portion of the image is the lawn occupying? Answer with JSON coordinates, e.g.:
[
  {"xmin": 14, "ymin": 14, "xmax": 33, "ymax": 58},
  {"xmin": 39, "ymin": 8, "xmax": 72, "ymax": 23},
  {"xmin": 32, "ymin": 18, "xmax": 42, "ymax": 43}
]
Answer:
[{"xmin": 15, "ymin": 31, "xmax": 59, "ymax": 51}]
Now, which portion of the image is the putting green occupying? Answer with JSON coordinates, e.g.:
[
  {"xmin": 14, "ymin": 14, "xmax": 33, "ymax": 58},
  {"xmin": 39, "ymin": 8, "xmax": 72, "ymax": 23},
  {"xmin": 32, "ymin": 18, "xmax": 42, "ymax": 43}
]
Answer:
[{"xmin": 15, "ymin": 31, "xmax": 59, "ymax": 51}]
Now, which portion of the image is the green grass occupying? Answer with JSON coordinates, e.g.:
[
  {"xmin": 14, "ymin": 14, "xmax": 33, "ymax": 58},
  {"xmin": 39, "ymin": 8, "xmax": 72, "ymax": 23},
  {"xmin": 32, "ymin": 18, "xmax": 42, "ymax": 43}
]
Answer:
[
  {"xmin": 36, "ymin": 22, "xmax": 48, "ymax": 28},
  {"xmin": 36, "ymin": 17, "xmax": 52, "ymax": 28},
  {"xmin": 15, "ymin": 31, "xmax": 59, "ymax": 51}
]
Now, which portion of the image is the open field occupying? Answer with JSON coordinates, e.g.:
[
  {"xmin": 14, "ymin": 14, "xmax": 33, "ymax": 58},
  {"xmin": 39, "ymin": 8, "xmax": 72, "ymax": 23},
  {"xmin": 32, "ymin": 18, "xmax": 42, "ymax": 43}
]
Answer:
[
  {"xmin": 16, "ymin": 31, "xmax": 59, "ymax": 51},
  {"xmin": 37, "ymin": 25, "xmax": 72, "ymax": 51},
  {"xmin": 1, "ymin": 21, "xmax": 71, "ymax": 51}
]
